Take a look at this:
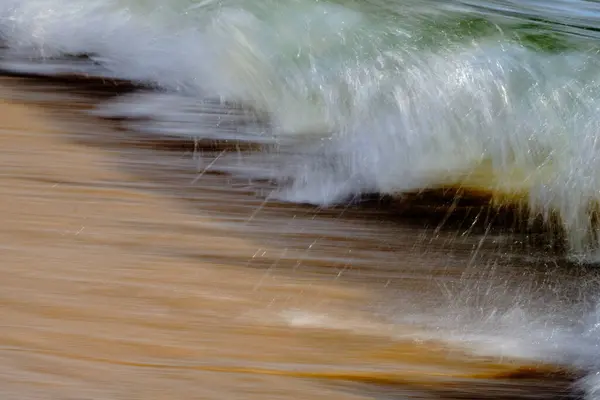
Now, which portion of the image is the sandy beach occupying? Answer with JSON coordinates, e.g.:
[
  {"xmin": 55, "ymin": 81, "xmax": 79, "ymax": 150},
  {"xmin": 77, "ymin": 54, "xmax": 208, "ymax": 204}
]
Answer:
[{"xmin": 0, "ymin": 77, "xmax": 583, "ymax": 399}]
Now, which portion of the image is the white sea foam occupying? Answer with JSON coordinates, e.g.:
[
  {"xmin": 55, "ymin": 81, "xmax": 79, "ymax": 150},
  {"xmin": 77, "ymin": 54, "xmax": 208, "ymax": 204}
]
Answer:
[{"xmin": 6, "ymin": 0, "xmax": 596, "ymax": 254}]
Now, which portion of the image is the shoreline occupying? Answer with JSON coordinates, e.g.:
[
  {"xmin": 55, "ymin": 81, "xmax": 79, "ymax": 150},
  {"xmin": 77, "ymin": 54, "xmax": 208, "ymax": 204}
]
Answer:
[
  {"xmin": 0, "ymin": 63, "xmax": 570, "ymax": 252},
  {"xmin": 0, "ymin": 75, "xmax": 585, "ymax": 399}
]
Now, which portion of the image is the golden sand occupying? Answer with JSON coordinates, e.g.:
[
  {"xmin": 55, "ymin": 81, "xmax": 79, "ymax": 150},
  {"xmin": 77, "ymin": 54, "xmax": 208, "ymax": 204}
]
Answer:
[{"xmin": 0, "ymin": 79, "xmax": 577, "ymax": 399}]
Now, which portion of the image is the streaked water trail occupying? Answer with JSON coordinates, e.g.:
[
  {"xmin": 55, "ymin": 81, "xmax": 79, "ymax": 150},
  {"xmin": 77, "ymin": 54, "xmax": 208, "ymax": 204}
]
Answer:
[{"xmin": 4, "ymin": 0, "xmax": 600, "ymax": 398}]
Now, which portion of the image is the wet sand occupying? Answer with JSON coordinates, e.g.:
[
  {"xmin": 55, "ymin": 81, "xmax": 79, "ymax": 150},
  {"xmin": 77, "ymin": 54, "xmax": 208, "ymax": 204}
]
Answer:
[{"xmin": 0, "ymin": 77, "xmax": 585, "ymax": 399}]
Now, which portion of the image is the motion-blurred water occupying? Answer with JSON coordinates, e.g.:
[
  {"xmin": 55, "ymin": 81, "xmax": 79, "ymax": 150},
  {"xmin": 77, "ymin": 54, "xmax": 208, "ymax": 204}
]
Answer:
[{"xmin": 3, "ymin": 1, "xmax": 600, "ymax": 398}]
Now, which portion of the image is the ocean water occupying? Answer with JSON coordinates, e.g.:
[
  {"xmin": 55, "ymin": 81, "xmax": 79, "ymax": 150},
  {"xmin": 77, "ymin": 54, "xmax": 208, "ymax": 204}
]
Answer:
[
  {"xmin": 4, "ymin": 1, "xmax": 600, "ymax": 398},
  {"xmin": 4, "ymin": 0, "xmax": 600, "ymax": 255}
]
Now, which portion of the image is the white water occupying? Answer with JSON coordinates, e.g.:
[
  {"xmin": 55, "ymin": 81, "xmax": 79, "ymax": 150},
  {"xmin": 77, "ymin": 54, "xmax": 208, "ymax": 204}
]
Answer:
[
  {"xmin": 4, "ymin": 0, "xmax": 600, "ymax": 397},
  {"xmin": 6, "ymin": 0, "xmax": 600, "ymax": 257}
]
